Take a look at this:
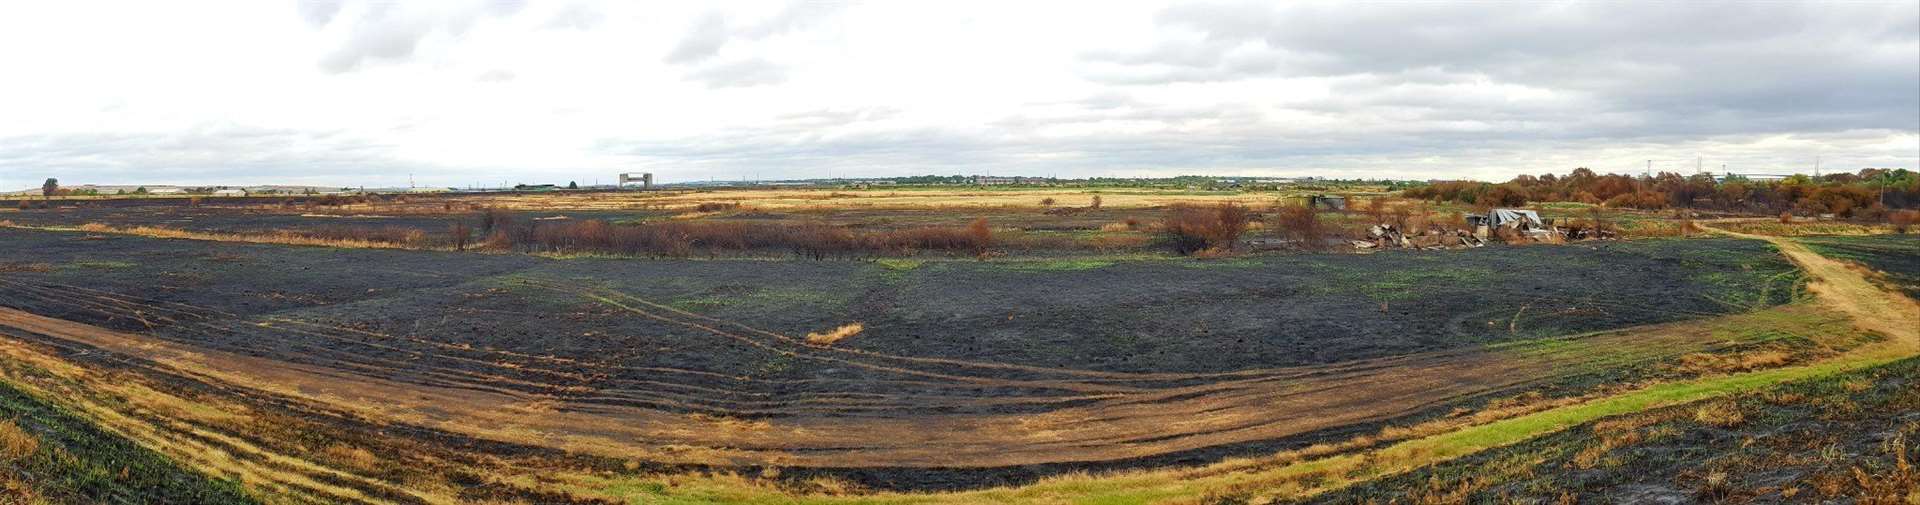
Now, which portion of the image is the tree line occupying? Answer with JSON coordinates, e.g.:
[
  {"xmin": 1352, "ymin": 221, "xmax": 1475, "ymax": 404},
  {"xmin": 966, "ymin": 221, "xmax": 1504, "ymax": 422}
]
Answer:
[{"xmin": 1404, "ymin": 168, "xmax": 1919, "ymax": 218}]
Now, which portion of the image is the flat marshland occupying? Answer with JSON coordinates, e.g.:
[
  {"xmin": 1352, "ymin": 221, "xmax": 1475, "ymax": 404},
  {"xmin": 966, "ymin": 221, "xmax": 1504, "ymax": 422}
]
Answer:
[{"xmin": 0, "ymin": 187, "xmax": 1914, "ymax": 504}]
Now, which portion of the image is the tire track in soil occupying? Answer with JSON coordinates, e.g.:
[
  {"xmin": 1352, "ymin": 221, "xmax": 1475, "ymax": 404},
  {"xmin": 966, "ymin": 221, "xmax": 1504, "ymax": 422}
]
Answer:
[
  {"xmin": 0, "ymin": 288, "xmax": 1744, "ymax": 468},
  {"xmin": 0, "ymin": 280, "xmax": 1122, "ymax": 416}
]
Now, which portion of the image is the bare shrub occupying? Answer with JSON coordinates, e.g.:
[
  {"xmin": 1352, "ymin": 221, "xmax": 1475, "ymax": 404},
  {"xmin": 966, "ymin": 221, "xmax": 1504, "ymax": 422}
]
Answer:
[
  {"xmin": 480, "ymin": 208, "xmax": 514, "ymax": 234},
  {"xmin": 1269, "ymin": 204, "xmax": 1325, "ymax": 250},
  {"xmin": 1089, "ymin": 195, "xmax": 1102, "ymax": 209},
  {"xmin": 1039, "ymin": 197, "xmax": 1056, "ymax": 207},
  {"xmin": 13, "ymin": 200, "xmax": 26, "ymax": 210},
  {"xmin": 1164, "ymin": 203, "xmax": 1250, "ymax": 255},
  {"xmin": 693, "ymin": 202, "xmax": 739, "ymax": 212},
  {"xmin": 1779, "ymin": 211, "xmax": 1794, "ymax": 224},
  {"xmin": 449, "ymin": 221, "xmax": 473, "ymax": 251}
]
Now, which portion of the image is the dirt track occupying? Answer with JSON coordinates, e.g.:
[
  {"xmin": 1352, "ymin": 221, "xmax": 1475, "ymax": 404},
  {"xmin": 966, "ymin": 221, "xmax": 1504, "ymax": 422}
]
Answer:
[{"xmin": 1704, "ymin": 227, "xmax": 1920, "ymax": 350}]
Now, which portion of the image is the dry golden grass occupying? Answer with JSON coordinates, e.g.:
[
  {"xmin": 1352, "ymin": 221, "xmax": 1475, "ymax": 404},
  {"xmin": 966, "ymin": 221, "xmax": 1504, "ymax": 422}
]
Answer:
[
  {"xmin": 1671, "ymin": 350, "xmax": 1793, "ymax": 375},
  {"xmin": 805, "ymin": 323, "xmax": 864, "ymax": 346},
  {"xmin": 0, "ymin": 420, "xmax": 37, "ymax": 463},
  {"xmin": 1692, "ymin": 401, "xmax": 1745, "ymax": 427},
  {"xmin": 320, "ymin": 443, "xmax": 381, "ymax": 472},
  {"xmin": 61, "ymin": 223, "xmax": 434, "ymax": 251},
  {"xmin": 458, "ymin": 188, "xmax": 1336, "ymax": 212}
]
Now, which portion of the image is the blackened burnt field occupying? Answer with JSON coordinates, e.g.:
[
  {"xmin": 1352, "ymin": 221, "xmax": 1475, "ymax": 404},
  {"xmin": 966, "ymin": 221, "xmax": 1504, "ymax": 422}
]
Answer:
[{"xmin": 0, "ymin": 227, "xmax": 1806, "ymax": 477}]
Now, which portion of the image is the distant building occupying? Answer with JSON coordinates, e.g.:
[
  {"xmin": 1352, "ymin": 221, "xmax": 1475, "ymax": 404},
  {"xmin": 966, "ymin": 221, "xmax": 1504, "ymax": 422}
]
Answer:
[
  {"xmin": 147, "ymin": 187, "xmax": 185, "ymax": 195},
  {"xmin": 211, "ymin": 189, "xmax": 247, "ymax": 197},
  {"xmin": 972, "ymin": 176, "xmax": 1050, "ymax": 186}
]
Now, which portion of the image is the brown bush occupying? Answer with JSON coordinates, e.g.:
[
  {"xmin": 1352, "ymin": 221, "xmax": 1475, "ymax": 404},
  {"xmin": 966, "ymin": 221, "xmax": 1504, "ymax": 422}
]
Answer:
[
  {"xmin": 1164, "ymin": 203, "xmax": 1250, "ymax": 255},
  {"xmin": 1040, "ymin": 197, "xmax": 1057, "ymax": 207},
  {"xmin": 693, "ymin": 202, "xmax": 739, "ymax": 212},
  {"xmin": 1779, "ymin": 211, "xmax": 1794, "ymax": 224},
  {"xmin": 1892, "ymin": 210, "xmax": 1919, "ymax": 234},
  {"xmin": 13, "ymin": 200, "xmax": 26, "ymax": 210},
  {"xmin": 967, "ymin": 218, "xmax": 992, "ymax": 256},
  {"xmin": 1269, "ymin": 204, "xmax": 1325, "ymax": 250},
  {"xmin": 1089, "ymin": 195, "xmax": 1102, "ymax": 209}
]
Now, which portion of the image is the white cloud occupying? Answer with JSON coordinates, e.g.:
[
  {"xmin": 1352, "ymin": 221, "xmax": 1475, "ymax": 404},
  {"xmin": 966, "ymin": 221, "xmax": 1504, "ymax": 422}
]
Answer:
[{"xmin": 0, "ymin": 0, "xmax": 1913, "ymax": 191}]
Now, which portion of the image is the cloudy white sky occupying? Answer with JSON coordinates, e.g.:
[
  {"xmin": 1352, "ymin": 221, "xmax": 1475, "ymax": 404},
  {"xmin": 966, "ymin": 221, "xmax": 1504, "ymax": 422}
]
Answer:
[{"xmin": 1, "ymin": 1, "xmax": 1915, "ymax": 189}]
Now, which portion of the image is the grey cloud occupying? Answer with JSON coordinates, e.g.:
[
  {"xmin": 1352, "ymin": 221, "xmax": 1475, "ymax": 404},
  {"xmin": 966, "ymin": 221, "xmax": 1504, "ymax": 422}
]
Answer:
[
  {"xmin": 296, "ymin": 0, "xmax": 344, "ymax": 27},
  {"xmin": 1081, "ymin": 1, "xmax": 1918, "ymax": 143},
  {"xmin": 594, "ymin": 121, "xmax": 1917, "ymax": 183},
  {"xmin": 316, "ymin": 1, "xmax": 518, "ymax": 74},
  {"xmin": 663, "ymin": 2, "xmax": 844, "ymax": 65},
  {"xmin": 0, "ymin": 126, "xmax": 446, "ymax": 187},
  {"xmin": 684, "ymin": 58, "xmax": 787, "ymax": 88},
  {"xmin": 665, "ymin": 12, "xmax": 729, "ymax": 64}
]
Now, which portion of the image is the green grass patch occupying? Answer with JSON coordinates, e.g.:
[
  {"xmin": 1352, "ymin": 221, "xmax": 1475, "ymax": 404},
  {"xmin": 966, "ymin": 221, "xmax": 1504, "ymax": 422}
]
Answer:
[{"xmin": 0, "ymin": 378, "xmax": 254, "ymax": 504}]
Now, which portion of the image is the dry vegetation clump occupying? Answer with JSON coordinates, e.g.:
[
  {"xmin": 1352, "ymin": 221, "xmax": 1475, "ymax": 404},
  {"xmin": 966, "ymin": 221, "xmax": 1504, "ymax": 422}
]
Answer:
[
  {"xmin": 0, "ymin": 420, "xmax": 37, "ymax": 462},
  {"xmin": 1691, "ymin": 401, "xmax": 1745, "ymax": 427},
  {"xmin": 804, "ymin": 323, "xmax": 864, "ymax": 346},
  {"xmin": 1671, "ymin": 350, "xmax": 1793, "ymax": 375},
  {"xmin": 1892, "ymin": 209, "xmax": 1919, "ymax": 234},
  {"xmin": 1269, "ymin": 204, "xmax": 1325, "ymax": 250},
  {"xmin": 319, "ymin": 443, "xmax": 380, "ymax": 472},
  {"xmin": 693, "ymin": 202, "xmax": 740, "ymax": 213},
  {"xmin": 1163, "ymin": 202, "xmax": 1250, "ymax": 255},
  {"xmin": 448, "ymin": 221, "xmax": 473, "ymax": 251},
  {"xmin": 1084, "ymin": 234, "xmax": 1150, "ymax": 252},
  {"xmin": 502, "ymin": 218, "xmax": 995, "ymax": 258},
  {"xmin": 480, "ymin": 207, "xmax": 514, "ymax": 234},
  {"xmin": 289, "ymin": 225, "xmax": 427, "ymax": 246}
]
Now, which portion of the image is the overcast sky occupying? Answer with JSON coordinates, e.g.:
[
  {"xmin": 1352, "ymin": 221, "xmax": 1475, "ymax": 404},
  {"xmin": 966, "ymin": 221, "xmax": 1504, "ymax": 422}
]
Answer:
[{"xmin": 1, "ymin": 1, "xmax": 1915, "ymax": 189}]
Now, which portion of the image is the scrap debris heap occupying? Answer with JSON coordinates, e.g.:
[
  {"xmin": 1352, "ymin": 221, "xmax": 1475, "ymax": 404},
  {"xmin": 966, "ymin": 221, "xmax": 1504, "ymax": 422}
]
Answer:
[{"xmin": 1353, "ymin": 208, "xmax": 1611, "ymax": 251}]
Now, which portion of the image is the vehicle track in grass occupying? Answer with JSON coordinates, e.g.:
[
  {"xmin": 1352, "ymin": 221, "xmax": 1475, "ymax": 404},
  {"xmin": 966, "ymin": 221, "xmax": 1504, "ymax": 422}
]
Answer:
[{"xmin": 0, "ymin": 279, "xmax": 1774, "ymax": 469}]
